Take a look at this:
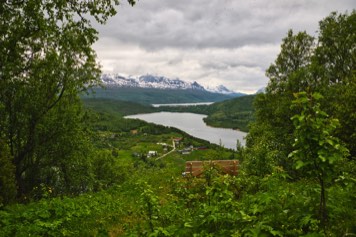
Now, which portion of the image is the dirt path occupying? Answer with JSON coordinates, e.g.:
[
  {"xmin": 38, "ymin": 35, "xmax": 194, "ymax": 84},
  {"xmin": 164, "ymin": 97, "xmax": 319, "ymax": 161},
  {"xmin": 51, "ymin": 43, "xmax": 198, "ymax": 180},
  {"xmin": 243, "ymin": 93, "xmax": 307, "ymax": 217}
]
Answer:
[{"xmin": 155, "ymin": 140, "xmax": 176, "ymax": 160}]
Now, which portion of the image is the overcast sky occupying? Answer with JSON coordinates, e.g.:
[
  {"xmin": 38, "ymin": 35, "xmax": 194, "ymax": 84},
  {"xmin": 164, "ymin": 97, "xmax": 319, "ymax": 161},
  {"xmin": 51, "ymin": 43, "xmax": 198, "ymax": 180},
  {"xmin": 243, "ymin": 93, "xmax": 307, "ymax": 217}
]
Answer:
[{"xmin": 93, "ymin": 0, "xmax": 354, "ymax": 94}]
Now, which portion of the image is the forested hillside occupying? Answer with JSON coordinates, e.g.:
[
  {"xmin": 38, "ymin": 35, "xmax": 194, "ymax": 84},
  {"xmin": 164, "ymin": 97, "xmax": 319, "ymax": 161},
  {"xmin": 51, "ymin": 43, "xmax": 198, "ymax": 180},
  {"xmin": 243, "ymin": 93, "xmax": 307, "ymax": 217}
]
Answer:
[
  {"xmin": 0, "ymin": 1, "xmax": 355, "ymax": 236},
  {"xmin": 82, "ymin": 98, "xmax": 156, "ymax": 116},
  {"xmin": 159, "ymin": 95, "xmax": 255, "ymax": 132},
  {"xmin": 84, "ymin": 87, "xmax": 241, "ymax": 105}
]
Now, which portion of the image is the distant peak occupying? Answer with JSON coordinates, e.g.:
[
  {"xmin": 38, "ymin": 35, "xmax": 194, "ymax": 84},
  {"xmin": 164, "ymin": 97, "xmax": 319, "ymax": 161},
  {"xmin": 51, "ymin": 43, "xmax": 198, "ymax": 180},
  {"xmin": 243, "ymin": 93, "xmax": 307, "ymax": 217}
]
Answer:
[
  {"xmin": 100, "ymin": 73, "xmax": 244, "ymax": 95},
  {"xmin": 101, "ymin": 74, "xmax": 205, "ymax": 91},
  {"xmin": 206, "ymin": 84, "xmax": 235, "ymax": 94}
]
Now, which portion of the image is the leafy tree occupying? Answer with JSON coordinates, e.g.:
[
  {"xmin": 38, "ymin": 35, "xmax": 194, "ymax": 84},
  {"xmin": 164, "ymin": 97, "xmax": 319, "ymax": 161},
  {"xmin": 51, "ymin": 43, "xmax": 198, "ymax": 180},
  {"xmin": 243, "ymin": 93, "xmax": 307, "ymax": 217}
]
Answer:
[
  {"xmin": 314, "ymin": 11, "xmax": 356, "ymax": 159},
  {"xmin": 0, "ymin": 0, "xmax": 135, "ymax": 198},
  {"xmin": 266, "ymin": 30, "xmax": 315, "ymax": 94},
  {"xmin": 289, "ymin": 92, "xmax": 349, "ymax": 229},
  {"xmin": 246, "ymin": 11, "xmax": 356, "ymax": 178},
  {"xmin": 245, "ymin": 30, "xmax": 316, "ymax": 176}
]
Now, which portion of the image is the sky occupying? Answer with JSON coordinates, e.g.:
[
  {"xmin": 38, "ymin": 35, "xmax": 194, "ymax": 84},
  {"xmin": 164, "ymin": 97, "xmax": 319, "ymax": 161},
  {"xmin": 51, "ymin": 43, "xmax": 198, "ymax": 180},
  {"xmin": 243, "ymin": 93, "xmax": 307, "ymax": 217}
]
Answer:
[{"xmin": 93, "ymin": 0, "xmax": 355, "ymax": 94}]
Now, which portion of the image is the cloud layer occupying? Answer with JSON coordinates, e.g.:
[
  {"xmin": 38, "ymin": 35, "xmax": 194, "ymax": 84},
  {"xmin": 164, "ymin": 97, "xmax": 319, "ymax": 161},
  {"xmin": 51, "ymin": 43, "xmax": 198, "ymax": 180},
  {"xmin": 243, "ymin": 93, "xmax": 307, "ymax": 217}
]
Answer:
[{"xmin": 93, "ymin": 0, "xmax": 354, "ymax": 93}]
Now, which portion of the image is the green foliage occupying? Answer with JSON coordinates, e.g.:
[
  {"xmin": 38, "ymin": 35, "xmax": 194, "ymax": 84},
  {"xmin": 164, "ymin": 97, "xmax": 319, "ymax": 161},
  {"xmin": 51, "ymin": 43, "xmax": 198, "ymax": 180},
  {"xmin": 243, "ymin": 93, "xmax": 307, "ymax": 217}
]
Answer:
[
  {"xmin": 246, "ymin": 92, "xmax": 294, "ymax": 176},
  {"xmin": 0, "ymin": 0, "xmax": 136, "ymax": 198},
  {"xmin": 246, "ymin": 11, "xmax": 356, "ymax": 180},
  {"xmin": 289, "ymin": 92, "xmax": 349, "ymax": 172},
  {"xmin": 314, "ymin": 11, "xmax": 356, "ymax": 159},
  {"xmin": 0, "ymin": 187, "xmax": 127, "ymax": 236},
  {"xmin": 289, "ymin": 92, "xmax": 349, "ymax": 228},
  {"xmin": 1, "ymin": 9, "xmax": 355, "ymax": 237},
  {"xmin": 266, "ymin": 29, "xmax": 315, "ymax": 94},
  {"xmin": 0, "ymin": 140, "xmax": 17, "ymax": 205},
  {"xmin": 83, "ymin": 98, "xmax": 157, "ymax": 116},
  {"xmin": 202, "ymin": 95, "xmax": 255, "ymax": 132},
  {"xmin": 92, "ymin": 150, "xmax": 128, "ymax": 191}
]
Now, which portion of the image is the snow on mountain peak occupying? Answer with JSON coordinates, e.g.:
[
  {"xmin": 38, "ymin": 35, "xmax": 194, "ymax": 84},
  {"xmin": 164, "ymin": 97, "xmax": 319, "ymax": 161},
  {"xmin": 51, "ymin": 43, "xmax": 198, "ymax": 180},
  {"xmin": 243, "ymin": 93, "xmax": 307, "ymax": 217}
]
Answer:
[
  {"xmin": 101, "ymin": 74, "xmax": 207, "ymax": 91},
  {"xmin": 101, "ymin": 74, "xmax": 237, "ymax": 94},
  {"xmin": 206, "ymin": 85, "xmax": 235, "ymax": 94}
]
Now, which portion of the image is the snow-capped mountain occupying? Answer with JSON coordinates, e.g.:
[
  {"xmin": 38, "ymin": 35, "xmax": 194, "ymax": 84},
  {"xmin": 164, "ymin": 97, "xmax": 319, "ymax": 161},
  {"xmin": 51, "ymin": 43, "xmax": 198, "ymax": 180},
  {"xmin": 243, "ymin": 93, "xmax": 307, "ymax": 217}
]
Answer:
[
  {"xmin": 101, "ymin": 74, "xmax": 235, "ymax": 94},
  {"xmin": 256, "ymin": 87, "xmax": 266, "ymax": 94},
  {"xmin": 206, "ymin": 85, "xmax": 236, "ymax": 95}
]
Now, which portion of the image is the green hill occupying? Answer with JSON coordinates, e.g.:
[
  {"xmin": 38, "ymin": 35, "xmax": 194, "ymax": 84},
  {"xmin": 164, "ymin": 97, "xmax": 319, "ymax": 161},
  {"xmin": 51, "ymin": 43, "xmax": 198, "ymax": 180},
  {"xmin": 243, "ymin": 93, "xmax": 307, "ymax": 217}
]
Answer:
[
  {"xmin": 83, "ymin": 87, "xmax": 243, "ymax": 105},
  {"xmin": 203, "ymin": 95, "xmax": 255, "ymax": 132},
  {"xmin": 82, "ymin": 98, "xmax": 156, "ymax": 116}
]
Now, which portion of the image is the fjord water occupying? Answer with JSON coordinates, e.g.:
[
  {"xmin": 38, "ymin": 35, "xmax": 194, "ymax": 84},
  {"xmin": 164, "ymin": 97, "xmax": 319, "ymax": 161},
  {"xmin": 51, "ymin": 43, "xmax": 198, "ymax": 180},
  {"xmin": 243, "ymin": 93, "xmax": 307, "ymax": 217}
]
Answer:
[{"xmin": 125, "ymin": 112, "xmax": 246, "ymax": 149}]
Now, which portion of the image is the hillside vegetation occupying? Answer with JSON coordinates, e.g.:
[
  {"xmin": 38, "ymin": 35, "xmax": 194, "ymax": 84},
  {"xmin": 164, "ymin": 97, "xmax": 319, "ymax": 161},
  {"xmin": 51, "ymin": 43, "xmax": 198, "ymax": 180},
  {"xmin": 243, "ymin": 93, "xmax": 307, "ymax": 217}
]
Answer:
[
  {"xmin": 83, "ymin": 87, "xmax": 242, "ymax": 105},
  {"xmin": 82, "ymin": 98, "xmax": 156, "ymax": 116}
]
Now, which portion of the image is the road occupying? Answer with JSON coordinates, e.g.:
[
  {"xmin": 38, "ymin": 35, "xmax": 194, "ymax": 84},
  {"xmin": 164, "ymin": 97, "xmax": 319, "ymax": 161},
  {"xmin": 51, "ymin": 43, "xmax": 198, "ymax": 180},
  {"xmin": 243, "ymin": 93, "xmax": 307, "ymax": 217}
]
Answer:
[{"xmin": 155, "ymin": 140, "xmax": 176, "ymax": 160}]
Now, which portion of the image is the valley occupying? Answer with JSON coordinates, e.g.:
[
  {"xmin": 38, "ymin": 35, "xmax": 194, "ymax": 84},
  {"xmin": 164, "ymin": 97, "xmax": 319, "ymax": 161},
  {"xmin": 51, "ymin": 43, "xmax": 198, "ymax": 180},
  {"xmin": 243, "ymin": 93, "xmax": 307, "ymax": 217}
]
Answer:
[
  {"xmin": 82, "ymin": 92, "xmax": 255, "ymax": 132},
  {"xmin": 1, "ymin": 3, "xmax": 354, "ymax": 236}
]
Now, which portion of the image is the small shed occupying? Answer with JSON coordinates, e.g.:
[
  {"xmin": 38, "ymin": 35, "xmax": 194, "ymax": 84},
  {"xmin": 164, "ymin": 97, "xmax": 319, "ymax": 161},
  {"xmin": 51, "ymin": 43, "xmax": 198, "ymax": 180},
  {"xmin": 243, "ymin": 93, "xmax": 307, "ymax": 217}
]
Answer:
[
  {"xmin": 183, "ymin": 160, "xmax": 239, "ymax": 177},
  {"xmin": 130, "ymin": 130, "xmax": 138, "ymax": 135}
]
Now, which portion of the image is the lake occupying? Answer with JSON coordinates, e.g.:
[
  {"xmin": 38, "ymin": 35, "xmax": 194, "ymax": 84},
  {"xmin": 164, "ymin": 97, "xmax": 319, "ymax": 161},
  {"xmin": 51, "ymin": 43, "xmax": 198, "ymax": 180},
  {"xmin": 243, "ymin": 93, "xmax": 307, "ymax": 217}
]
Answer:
[
  {"xmin": 152, "ymin": 102, "xmax": 214, "ymax": 107},
  {"xmin": 125, "ymin": 112, "xmax": 246, "ymax": 150}
]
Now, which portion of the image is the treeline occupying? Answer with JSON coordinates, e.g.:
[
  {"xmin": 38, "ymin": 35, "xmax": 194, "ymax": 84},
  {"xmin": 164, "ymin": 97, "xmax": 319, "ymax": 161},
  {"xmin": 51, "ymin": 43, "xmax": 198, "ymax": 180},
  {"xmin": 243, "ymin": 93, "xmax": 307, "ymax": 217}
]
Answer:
[{"xmin": 84, "ymin": 87, "xmax": 240, "ymax": 105}]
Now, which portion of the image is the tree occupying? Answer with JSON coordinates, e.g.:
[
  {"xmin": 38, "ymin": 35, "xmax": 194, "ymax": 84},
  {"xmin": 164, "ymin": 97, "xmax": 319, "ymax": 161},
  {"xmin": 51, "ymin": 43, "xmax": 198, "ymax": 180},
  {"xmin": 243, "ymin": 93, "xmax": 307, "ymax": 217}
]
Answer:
[
  {"xmin": 246, "ymin": 30, "xmax": 315, "ymax": 176},
  {"xmin": 246, "ymin": 11, "xmax": 356, "ymax": 178},
  {"xmin": 266, "ymin": 30, "xmax": 315, "ymax": 94},
  {"xmin": 0, "ymin": 0, "xmax": 135, "ymax": 198},
  {"xmin": 314, "ymin": 11, "xmax": 356, "ymax": 159},
  {"xmin": 0, "ymin": 140, "xmax": 17, "ymax": 205},
  {"xmin": 289, "ymin": 92, "xmax": 349, "ymax": 229}
]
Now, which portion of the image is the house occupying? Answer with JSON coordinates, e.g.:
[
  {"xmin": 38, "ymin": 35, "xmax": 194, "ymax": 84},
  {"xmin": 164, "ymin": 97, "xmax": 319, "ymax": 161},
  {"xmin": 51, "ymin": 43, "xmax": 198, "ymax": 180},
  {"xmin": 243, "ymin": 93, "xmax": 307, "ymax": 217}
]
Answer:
[
  {"xmin": 173, "ymin": 137, "xmax": 183, "ymax": 147},
  {"xmin": 147, "ymin": 151, "xmax": 158, "ymax": 158},
  {"xmin": 173, "ymin": 137, "xmax": 183, "ymax": 143}
]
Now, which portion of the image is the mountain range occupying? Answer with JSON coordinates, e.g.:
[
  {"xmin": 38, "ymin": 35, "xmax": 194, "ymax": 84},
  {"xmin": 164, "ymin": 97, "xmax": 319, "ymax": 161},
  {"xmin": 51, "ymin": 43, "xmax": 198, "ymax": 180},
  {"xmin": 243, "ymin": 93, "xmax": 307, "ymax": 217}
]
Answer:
[
  {"xmin": 83, "ymin": 74, "xmax": 247, "ymax": 105},
  {"xmin": 101, "ymin": 74, "xmax": 241, "ymax": 95}
]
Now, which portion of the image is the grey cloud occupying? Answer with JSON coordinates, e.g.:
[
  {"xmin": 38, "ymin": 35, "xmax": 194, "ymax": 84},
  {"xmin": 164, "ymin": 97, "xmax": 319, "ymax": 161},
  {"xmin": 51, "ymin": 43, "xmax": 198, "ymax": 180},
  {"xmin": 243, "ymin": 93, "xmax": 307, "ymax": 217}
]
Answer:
[
  {"xmin": 101, "ymin": 0, "xmax": 354, "ymax": 50},
  {"xmin": 93, "ymin": 0, "xmax": 355, "ymax": 93}
]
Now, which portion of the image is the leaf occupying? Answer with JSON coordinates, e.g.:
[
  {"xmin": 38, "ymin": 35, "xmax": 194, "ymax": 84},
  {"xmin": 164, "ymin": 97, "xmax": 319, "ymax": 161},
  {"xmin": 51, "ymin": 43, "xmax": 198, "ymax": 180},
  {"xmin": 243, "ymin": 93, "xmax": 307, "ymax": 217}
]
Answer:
[
  {"xmin": 295, "ymin": 160, "xmax": 305, "ymax": 169},
  {"xmin": 184, "ymin": 222, "xmax": 193, "ymax": 228},
  {"xmin": 312, "ymin": 93, "xmax": 323, "ymax": 100}
]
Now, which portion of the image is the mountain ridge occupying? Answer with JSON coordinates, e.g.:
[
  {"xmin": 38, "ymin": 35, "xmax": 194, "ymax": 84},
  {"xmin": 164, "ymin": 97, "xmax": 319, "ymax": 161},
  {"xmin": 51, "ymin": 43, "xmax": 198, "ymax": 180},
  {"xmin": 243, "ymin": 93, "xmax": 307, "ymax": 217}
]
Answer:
[{"xmin": 101, "ymin": 74, "xmax": 243, "ymax": 96}]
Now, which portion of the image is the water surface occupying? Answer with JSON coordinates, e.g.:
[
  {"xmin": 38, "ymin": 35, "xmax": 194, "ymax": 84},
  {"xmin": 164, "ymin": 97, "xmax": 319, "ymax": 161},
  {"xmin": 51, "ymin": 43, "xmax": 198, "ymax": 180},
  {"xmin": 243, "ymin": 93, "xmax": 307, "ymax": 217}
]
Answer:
[
  {"xmin": 151, "ymin": 102, "xmax": 213, "ymax": 107},
  {"xmin": 125, "ymin": 112, "xmax": 246, "ymax": 149}
]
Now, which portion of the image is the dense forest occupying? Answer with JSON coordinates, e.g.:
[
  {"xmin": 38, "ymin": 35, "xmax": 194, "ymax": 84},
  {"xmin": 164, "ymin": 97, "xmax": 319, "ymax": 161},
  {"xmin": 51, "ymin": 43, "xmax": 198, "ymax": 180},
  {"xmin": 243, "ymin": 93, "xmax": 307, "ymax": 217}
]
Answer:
[{"xmin": 0, "ymin": 1, "xmax": 355, "ymax": 236}]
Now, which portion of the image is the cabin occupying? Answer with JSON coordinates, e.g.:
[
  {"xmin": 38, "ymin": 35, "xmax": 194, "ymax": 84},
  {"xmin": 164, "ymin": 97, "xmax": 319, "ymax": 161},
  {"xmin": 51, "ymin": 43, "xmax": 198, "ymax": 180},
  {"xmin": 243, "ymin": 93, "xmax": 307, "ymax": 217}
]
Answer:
[
  {"xmin": 183, "ymin": 160, "xmax": 239, "ymax": 177},
  {"xmin": 173, "ymin": 137, "xmax": 183, "ymax": 146},
  {"xmin": 147, "ymin": 151, "xmax": 158, "ymax": 158}
]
